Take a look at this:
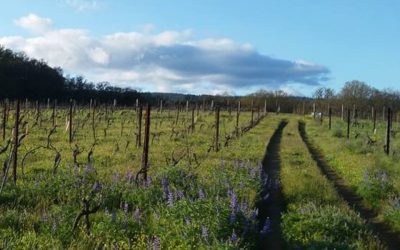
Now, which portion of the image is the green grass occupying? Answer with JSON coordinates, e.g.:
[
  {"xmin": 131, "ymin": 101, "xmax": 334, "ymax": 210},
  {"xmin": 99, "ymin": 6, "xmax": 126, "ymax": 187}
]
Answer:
[
  {"xmin": 280, "ymin": 119, "xmax": 384, "ymax": 249},
  {"xmin": 305, "ymin": 116, "xmax": 400, "ymax": 232},
  {"xmin": 0, "ymin": 106, "xmax": 279, "ymax": 249}
]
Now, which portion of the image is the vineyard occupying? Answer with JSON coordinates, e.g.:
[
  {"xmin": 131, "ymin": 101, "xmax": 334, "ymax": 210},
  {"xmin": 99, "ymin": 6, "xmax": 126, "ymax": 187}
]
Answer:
[{"xmin": 0, "ymin": 100, "xmax": 400, "ymax": 249}]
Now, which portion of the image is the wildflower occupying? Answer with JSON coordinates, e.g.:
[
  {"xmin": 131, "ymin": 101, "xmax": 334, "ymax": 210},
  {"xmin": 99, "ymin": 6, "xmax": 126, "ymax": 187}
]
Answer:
[
  {"xmin": 229, "ymin": 212, "xmax": 236, "ymax": 224},
  {"xmin": 123, "ymin": 202, "xmax": 129, "ymax": 214},
  {"xmin": 229, "ymin": 190, "xmax": 238, "ymax": 212},
  {"xmin": 201, "ymin": 226, "xmax": 209, "ymax": 240},
  {"xmin": 176, "ymin": 190, "xmax": 185, "ymax": 200},
  {"xmin": 198, "ymin": 188, "xmax": 205, "ymax": 200},
  {"xmin": 230, "ymin": 230, "xmax": 238, "ymax": 243},
  {"xmin": 260, "ymin": 217, "xmax": 271, "ymax": 236},
  {"xmin": 250, "ymin": 208, "xmax": 258, "ymax": 221},
  {"xmin": 152, "ymin": 236, "xmax": 161, "ymax": 250},
  {"xmin": 92, "ymin": 181, "xmax": 102, "ymax": 192}
]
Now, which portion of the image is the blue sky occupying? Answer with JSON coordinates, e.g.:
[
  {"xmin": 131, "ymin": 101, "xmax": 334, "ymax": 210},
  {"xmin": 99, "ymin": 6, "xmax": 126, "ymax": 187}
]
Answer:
[{"xmin": 0, "ymin": 0, "xmax": 399, "ymax": 96}]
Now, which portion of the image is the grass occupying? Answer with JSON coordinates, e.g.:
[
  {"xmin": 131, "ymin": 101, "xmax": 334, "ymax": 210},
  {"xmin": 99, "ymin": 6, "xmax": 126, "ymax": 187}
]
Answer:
[
  {"xmin": 280, "ymin": 119, "xmax": 384, "ymax": 249},
  {"xmin": 305, "ymin": 116, "xmax": 400, "ymax": 233},
  {"xmin": 0, "ymin": 105, "xmax": 280, "ymax": 249}
]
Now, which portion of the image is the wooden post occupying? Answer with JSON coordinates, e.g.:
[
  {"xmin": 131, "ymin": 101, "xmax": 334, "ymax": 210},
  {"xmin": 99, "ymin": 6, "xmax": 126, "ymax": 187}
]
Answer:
[
  {"xmin": 347, "ymin": 109, "xmax": 351, "ymax": 139},
  {"xmin": 191, "ymin": 107, "xmax": 195, "ymax": 133},
  {"xmin": 313, "ymin": 102, "xmax": 316, "ymax": 119},
  {"xmin": 320, "ymin": 112, "xmax": 324, "ymax": 125},
  {"xmin": 341, "ymin": 104, "xmax": 344, "ymax": 121},
  {"xmin": 175, "ymin": 105, "xmax": 180, "ymax": 125},
  {"xmin": 215, "ymin": 106, "xmax": 220, "ymax": 152},
  {"xmin": 382, "ymin": 106, "xmax": 385, "ymax": 121},
  {"xmin": 69, "ymin": 100, "xmax": 73, "ymax": 143},
  {"xmin": 251, "ymin": 100, "xmax": 254, "ymax": 126},
  {"xmin": 160, "ymin": 100, "xmax": 163, "ymax": 113},
  {"xmin": 264, "ymin": 99, "xmax": 267, "ymax": 115},
  {"xmin": 386, "ymin": 108, "xmax": 391, "ymax": 155},
  {"xmin": 328, "ymin": 107, "xmax": 332, "ymax": 130},
  {"xmin": 137, "ymin": 105, "xmax": 143, "ymax": 147},
  {"xmin": 12, "ymin": 100, "xmax": 20, "ymax": 185},
  {"xmin": 373, "ymin": 107, "xmax": 377, "ymax": 133},
  {"xmin": 141, "ymin": 104, "xmax": 151, "ymax": 180},
  {"xmin": 92, "ymin": 99, "xmax": 96, "ymax": 141},
  {"xmin": 236, "ymin": 101, "xmax": 240, "ymax": 136}
]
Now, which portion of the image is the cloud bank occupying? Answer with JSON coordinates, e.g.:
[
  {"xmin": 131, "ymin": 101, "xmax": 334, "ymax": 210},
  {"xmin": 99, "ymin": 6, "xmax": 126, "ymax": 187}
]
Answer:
[{"xmin": 1, "ymin": 14, "xmax": 330, "ymax": 94}]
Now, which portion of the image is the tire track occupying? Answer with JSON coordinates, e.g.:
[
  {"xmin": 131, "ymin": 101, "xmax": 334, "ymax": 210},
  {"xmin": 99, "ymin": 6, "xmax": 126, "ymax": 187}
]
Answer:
[
  {"xmin": 257, "ymin": 120, "xmax": 288, "ymax": 250},
  {"xmin": 298, "ymin": 121, "xmax": 400, "ymax": 250}
]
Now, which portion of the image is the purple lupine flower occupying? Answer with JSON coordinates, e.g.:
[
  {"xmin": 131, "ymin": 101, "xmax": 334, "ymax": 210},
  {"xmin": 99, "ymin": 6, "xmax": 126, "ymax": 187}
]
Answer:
[
  {"xmin": 167, "ymin": 192, "xmax": 174, "ymax": 207},
  {"xmin": 250, "ymin": 208, "xmax": 258, "ymax": 221},
  {"xmin": 229, "ymin": 190, "xmax": 238, "ymax": 212},
  {"xmin": 229, "ymin": 212, "xmax": 236, "ymax": 224},
  {"xmin": 230, "ymin": 230, "xmax": 238, "ymax": 243},
  {"xmin": 92, "ymin": 181, "xmax": 102, "ymax": 192},
  {"xmin": 152, "ymin": 236, "xmax": 161, "ymax": 250},
  {"xmin": 176, "ymin": 190, "xmax": 185, "ymax": 200},
  {"xmin": 201, "ymin": 226, "xmax": 209, "ymax": 240},
  {"xmin": 198, "ymin": 188, "xmax": 205, "ymax": 200},
  {"xmin": 260, "ymin": 217, "xmax": 272, "ymax": 236},
  {"xmin": 123, "ymin": 202, "xmax": 129, "ymax": 214}
]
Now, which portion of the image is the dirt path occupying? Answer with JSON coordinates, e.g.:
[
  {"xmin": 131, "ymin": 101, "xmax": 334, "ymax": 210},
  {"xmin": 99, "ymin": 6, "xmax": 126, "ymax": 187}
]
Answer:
[
  {"xmin": 257, "ymin": 120, "xmax": 288, "ymax": 250},
  {"xmin": 298, "ymin": 121, "xmax": 400, "ymax": 250}
]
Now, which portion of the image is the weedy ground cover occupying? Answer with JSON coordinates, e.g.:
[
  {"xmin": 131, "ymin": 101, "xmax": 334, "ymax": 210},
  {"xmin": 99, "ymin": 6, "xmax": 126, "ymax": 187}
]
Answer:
[
  {"xmin": 305, "ymin": 116, "xmax": 400, "ymax": 234},
  {"xmin": 0, "ymin": 104, "xmax": 278, "ymax": 249},
  {"xmin": 280, "ymin": 119, "xmax": 384, "ymax": 249}
]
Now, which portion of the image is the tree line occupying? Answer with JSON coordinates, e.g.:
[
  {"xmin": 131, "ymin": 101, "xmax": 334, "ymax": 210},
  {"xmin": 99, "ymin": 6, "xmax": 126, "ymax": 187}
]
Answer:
[{"xmin": 2, "ymin": 45, "xmax": 398, "ymax": 113}]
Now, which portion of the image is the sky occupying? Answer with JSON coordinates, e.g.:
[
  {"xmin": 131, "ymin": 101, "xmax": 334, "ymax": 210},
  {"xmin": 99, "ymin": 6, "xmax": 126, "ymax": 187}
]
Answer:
[{"xmin": 0, "ymin": 0, "xmax": 399, "ymax": 96}]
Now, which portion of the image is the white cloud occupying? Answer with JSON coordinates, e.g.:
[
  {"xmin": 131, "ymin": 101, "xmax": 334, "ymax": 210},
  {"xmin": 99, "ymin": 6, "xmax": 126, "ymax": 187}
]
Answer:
[
  {"xmin": 14, "ymin": 14, "xmax": 52, "ymax": 34},
  {"xmin": 1, "ymin": 14, "xmax": 330, "ymax": 94}
]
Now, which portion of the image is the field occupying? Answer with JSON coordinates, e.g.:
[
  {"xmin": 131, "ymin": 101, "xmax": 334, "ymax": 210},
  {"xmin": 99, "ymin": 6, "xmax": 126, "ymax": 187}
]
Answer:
[{"xmin": 0, "ymin": 102, "xmax": 399, "ymax": 249}]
